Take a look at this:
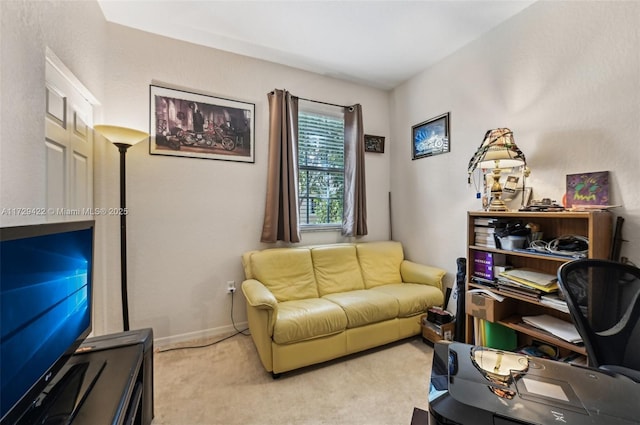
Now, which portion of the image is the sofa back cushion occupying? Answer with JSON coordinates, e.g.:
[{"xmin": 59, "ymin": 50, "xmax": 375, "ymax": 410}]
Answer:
[
  {"xmin": 356, "ymin": 241, "xmax": 404, "ymax": 288},
  {"xmin": 249, "ymin": 248, "xmax": 318, "ymax": 302},
  {"xmin": 311, "ymin": 245, "xmax": 365, "ymax": 296}
]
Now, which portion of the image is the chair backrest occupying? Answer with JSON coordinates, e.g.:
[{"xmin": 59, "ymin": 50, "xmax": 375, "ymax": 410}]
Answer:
[{"xmin": 557, "ymin": 259, "xmax": 640, "ymax": 370}]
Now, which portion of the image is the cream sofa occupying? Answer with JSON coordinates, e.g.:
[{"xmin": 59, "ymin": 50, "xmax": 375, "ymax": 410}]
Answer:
[{"xmin": 241, "ymin": 241, "xmax": 446, "ymax": 376}]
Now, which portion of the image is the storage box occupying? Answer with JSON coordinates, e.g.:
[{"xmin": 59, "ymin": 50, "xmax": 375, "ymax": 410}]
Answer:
[
  {"xmin": 465, "ymin": 292, "xmax": 515, "ymax": 323},
  {"xmin": 421, "ymin": 314, "xmax": 455, "ymax": 343}
]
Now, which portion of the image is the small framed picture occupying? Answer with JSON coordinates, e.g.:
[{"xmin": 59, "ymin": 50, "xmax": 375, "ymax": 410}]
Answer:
[
  {"xmin": 503, "ymin": 175, "xmax": 519, "ymax": 193},
  {"xmin": 364, "ymin": 134, "xmax": 385, "ymax": 153},
  {"xmin": 411, "ymin": 112, "xmax": 450, "ymax": 160}
]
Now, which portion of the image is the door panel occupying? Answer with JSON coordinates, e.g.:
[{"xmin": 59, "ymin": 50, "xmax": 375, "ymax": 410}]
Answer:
[
  {"xmin": 45, "ymin": 139, "xmax": 66, "ymax": 211},
  {"xmin": 45, "ymin": 60, "xmax": 93, "ymax": 220}
]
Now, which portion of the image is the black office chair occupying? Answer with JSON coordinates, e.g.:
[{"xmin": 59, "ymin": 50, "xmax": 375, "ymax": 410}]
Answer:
[{"xmin": 557, "ymin": 259, "xmax": 640, "ymax": 382}]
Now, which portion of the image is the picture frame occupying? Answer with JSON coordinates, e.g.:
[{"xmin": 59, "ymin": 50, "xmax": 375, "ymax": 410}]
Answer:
[
  {"xmin": 364, "ymin": 134, "xmax": 385, "ymax": 153},
  {"xmin": 149, "ymin": 85, "xmax": 255, "ymax": 162},
  {"xmin": 565, "ymin": 171, "xmax": 609, "ymax": 208},
  {"xmin": 411, "ymin": 112, "xmax": 450, "ymax": 160}
]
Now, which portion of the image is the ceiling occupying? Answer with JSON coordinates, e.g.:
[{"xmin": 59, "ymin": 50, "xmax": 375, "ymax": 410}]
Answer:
[{"xmin": 97, "ymin": 0, "xmax": 536, "ymax": 90}]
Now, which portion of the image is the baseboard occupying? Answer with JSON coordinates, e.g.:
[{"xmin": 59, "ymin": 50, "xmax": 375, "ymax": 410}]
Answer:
[{"xmin": 154, "ymin": 322, "xmax": 249, "ymax": 349}]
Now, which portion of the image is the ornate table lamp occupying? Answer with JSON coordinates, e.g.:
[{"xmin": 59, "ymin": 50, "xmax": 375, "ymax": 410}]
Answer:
[
  {"xmin": 467, "ymin": 128, "xmax": 526, "ymax": 211},
  {"xmin": 94, "ymin": 125, "xmax": 148, "ymax": 331}
]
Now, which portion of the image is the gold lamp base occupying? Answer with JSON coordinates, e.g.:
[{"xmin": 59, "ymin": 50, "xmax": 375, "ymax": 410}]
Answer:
[
  {"xmin": 488, "ymin": 195, "xmax": 509, "ymax": 211},
  {"xmin": 487, "ymin": 167, "xmax": 509, "ymax": 211}
]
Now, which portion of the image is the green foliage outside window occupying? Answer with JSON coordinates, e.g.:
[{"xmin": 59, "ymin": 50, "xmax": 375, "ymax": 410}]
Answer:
[{"xmin": 298, "ymin": 110, "xmax": 344, "ymax": 226}]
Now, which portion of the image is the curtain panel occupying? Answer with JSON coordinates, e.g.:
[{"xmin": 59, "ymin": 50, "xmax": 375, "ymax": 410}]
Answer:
[
  {"xmin": 260, "ymin": 89, "xmax": 301, "ymax": 243},
  {"xmin": 261, "ymin": 90, "xmax": 367, "ymax": 242},
  {"xmin": 343, "ymin": 104, "xmax": 368, "ymax": 237}
]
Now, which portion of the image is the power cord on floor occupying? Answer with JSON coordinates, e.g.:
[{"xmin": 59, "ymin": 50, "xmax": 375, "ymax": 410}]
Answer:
[
  {"xmin": 158, "ymin": 288, "xmax": 250, "ymax": 353},
  {"xmin": 230, "ymin": 289, "xmax": 251, "ymax": 336}
]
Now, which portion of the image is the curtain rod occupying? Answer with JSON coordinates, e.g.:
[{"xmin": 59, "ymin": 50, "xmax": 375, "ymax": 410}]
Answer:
[
  {"xmin": 269, "ymin": 90, "xmax": 355, "ymax": 111},
  {"xmin": 297, "ymin": 96, "xmax": 351, "ymax": 110}
]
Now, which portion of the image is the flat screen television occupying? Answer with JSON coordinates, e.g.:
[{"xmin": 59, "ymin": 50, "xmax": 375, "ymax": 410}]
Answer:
[{"xmin": 0, "ymin": 220, "xmax": 95, "ymax": 424}]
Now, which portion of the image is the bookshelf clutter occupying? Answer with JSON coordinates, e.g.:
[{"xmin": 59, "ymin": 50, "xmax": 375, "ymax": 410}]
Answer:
[{"xmin": 466, "ymin": 210, "xmax": 612, "ymax": 363}]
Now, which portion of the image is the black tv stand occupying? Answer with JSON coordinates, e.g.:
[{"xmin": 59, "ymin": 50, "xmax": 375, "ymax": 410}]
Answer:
[{"xmin": 16, "ymin": 329, "xmax": 154, "ymax": 425}]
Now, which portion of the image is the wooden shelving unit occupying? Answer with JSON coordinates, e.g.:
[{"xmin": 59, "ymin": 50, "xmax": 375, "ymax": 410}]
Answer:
[{"xmin": 465, "ymin": 211, "xmax": 612, "ymax": 357}]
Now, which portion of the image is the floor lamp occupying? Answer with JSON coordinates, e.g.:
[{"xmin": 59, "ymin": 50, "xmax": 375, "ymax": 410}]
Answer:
[{"xmin": 94, "ymin": 125, "xmax": 149, "ymax": 331}]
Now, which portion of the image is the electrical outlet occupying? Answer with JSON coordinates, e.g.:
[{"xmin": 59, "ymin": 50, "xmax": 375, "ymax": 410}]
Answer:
[{"xmin": 226, "ymin": 280, "xmax": 236, "ymax": 294}]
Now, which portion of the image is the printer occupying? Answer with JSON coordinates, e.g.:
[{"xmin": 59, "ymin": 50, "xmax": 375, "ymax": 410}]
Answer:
[{"xmin": 428, "ymin": 342, "xmax": 640, "ymax": 425}]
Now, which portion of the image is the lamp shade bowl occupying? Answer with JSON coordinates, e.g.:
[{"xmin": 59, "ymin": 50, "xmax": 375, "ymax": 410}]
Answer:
[{"xmin": 94, "ymin": 125, "xmax": 148, "ymax": 146}]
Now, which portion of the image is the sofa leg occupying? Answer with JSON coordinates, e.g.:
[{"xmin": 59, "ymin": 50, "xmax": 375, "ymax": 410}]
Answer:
[{"xmin": 271, "ymin": 372, "xmax": 281, "ymax": 379}]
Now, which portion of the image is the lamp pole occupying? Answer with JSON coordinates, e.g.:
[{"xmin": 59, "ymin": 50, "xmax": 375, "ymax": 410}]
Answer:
[
  {"xmin": 115, "ymin": 142, "xmax": 131, "ymax": 331},
  {"xmin": 94, "ymin": 124, "xmax": 148, "ymax": 332}
]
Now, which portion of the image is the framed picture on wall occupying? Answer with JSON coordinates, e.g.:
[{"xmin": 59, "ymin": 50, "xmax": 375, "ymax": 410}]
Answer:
[
  {"xmin": 149, "ymin": 85, "xmax": 255, "ymax": 162},
  {"xmin": 411, "ymin": 112, "xmax": 450, "ymax": 160},
  {"xmin": 364, "ymin": 134, "xmax": 385, "ymax": 153}
]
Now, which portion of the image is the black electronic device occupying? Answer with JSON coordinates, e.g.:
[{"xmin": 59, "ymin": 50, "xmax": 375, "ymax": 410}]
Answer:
[
  {"xmin": 78, "ymin": 328, "xmax": 154, "ymax": 425},
  {"xmin": 429, "ymin": 342, "xmax": 640, "ymax": 425},
  {"xmin": 1, "ymin": 220, "xmax": 95, "ymax": 424},
  {"xmin": 427, "ymin": 307, "xmax": 453, "ymax": 325}
]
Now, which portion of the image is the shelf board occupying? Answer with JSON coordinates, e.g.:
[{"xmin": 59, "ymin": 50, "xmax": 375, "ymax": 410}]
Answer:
[
  {"xmin": 498, "ymin": 315, "xmax": 587, "ymax": 355},
  {"xmin": 469, "ymin": 245, "xmax": 570, "ymax": 263},
  {"xmin": 468, "ymin": 210, "xmax": 607, "ymax": 219}
]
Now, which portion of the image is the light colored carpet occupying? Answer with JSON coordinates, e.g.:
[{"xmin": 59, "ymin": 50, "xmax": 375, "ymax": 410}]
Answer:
[{"xmin": 152, "ymin": 334, "xmax": 433, "ymax": 425}]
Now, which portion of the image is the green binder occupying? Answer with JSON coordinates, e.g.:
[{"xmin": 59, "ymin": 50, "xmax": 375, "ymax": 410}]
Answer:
[{"xmin": 484, "ymin": 321, "xmax": 517, "ymax": 351}]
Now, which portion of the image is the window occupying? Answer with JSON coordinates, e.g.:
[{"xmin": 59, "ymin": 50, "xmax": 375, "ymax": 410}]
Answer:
[{"xmin": 298, "ymin": 103, "xmax": 344, "ymax": 228}]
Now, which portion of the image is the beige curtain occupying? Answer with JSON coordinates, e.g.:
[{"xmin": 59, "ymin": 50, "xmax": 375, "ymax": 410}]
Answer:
[
  {"xmin": 260, "ymin": 89, "xmax": 301, "ymax": 243},
  {"xmin": 343, "ymin": 104, "xmax": 368, "ymax": 236}
]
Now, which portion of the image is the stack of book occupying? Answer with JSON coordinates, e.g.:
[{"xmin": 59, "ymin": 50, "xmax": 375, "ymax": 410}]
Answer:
[
  {"xmin": 496, "ymin": 268, "xmax": 559, "ymax": 301},
  {"xmin": 472, "ymin": 251, "xmax": 506, "ymax": 284},
  {"xmin": 473, "ymin": 217, "xmax": 498, "ymax": 248}
]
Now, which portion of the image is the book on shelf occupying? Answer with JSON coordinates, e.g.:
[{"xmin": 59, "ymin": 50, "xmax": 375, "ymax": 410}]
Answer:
[
  {"xmin": 474, "ymin": 226, "xmax": 496, "ymax": 234},
  {"xmin": 473, "ymin": 252, "xmax": 506, "ymax": 280},
  {"xmin": 501, "ymin": 268, "xmax": 557, "ymax": 287},
  {"xmin": 474, "ymin": 234, "xmax": 496, "ymax": 244},
  {"xmin": 475, "ymin": 241, "xmax": 497, "ymax": 248},
  {"xmin": 496, "ymin": 283, "xmax": 543, "ymax": 301},
  {"xmin": 471, "ymin": 276, "xmax": 498, "ymax": 287},
  {"xmin": 522, "ymin": 314, "xmax": 582, "ymax": 344},
  {"xmin": 475, "ymin": 242, "xmax": 497, "ymax": 248},
  {"xmin": 474, "ymin": 217, "xmax": 498, "ymax": 227},
  {"xmin": 540, "ymin": 293, "xmax": 570, "ymax": 314},
  {"xmin": 498, "ymin": 269, "xmax": 559, "ymax": 293}
]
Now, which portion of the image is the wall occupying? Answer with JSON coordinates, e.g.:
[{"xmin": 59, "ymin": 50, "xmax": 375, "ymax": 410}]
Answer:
[
  {"xmin": 0, "ymin": 0, "xmax": 112, "ymax": 333},
  {"xmin": 390, "ymin": 0, "xmax": 640, "ymax": 285},
  {"xmin": 0, "ymin": 0, "xmax": 106, "ymax": 218},
  {"xmin": 1, "ymin": 1, "xmax": 390, "ymax": 343},
  {"xmin": 98, "ymin": 25, "xmax": 391, "ymax": 343}
]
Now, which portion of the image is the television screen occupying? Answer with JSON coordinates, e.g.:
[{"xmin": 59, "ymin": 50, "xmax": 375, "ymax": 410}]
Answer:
[{"xmin": 0, "ymin": 220, "xmax": 94, "ymax": 424}]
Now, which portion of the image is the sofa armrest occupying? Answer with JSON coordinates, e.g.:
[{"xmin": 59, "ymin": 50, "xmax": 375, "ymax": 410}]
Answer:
[
  {"xmin": 242, "ymin": 279, "xmax": 278, "ymax": 371},
  {"xmin": 400, "ymin": 260, "xmax": 446, "ymax": 292},
  {"xmin": 242, "ymin": 279, "xmax": 278, "ymax": 310}
]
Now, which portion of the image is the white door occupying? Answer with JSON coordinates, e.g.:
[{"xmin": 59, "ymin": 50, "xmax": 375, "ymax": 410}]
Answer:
[{"xmin": 45, "ymin": 57, "xmax": 94, "ymax": 219}]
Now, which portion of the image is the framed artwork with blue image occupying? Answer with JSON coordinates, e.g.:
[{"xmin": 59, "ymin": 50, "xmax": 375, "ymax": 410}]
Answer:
[{"xmin": 411, "ymin": 112, "xmax": 450, "ymax": 160}]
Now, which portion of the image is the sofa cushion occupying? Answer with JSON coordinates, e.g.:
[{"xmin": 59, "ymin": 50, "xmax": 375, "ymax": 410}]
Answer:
[
  {"xmin": 274, "ymin": 298, "xmax": 348, "ymax": 344},
  {"xmin": 356, "ymin": 241, "xmax": 404, "ymax": 288},
  {"xmin": 311, "ymin": 245, "xmax": 365, "ymax": 296},
  {"xmin": 323, "ymin": 290, "xmax": 399, "ymax": 328},
  {"xmin": 249, "ymin": 248, "xmax": 318, "ymax": 302},
  {"xmin": 371, "ymin": 283, "xmax": 444, "ymax": 317}
]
